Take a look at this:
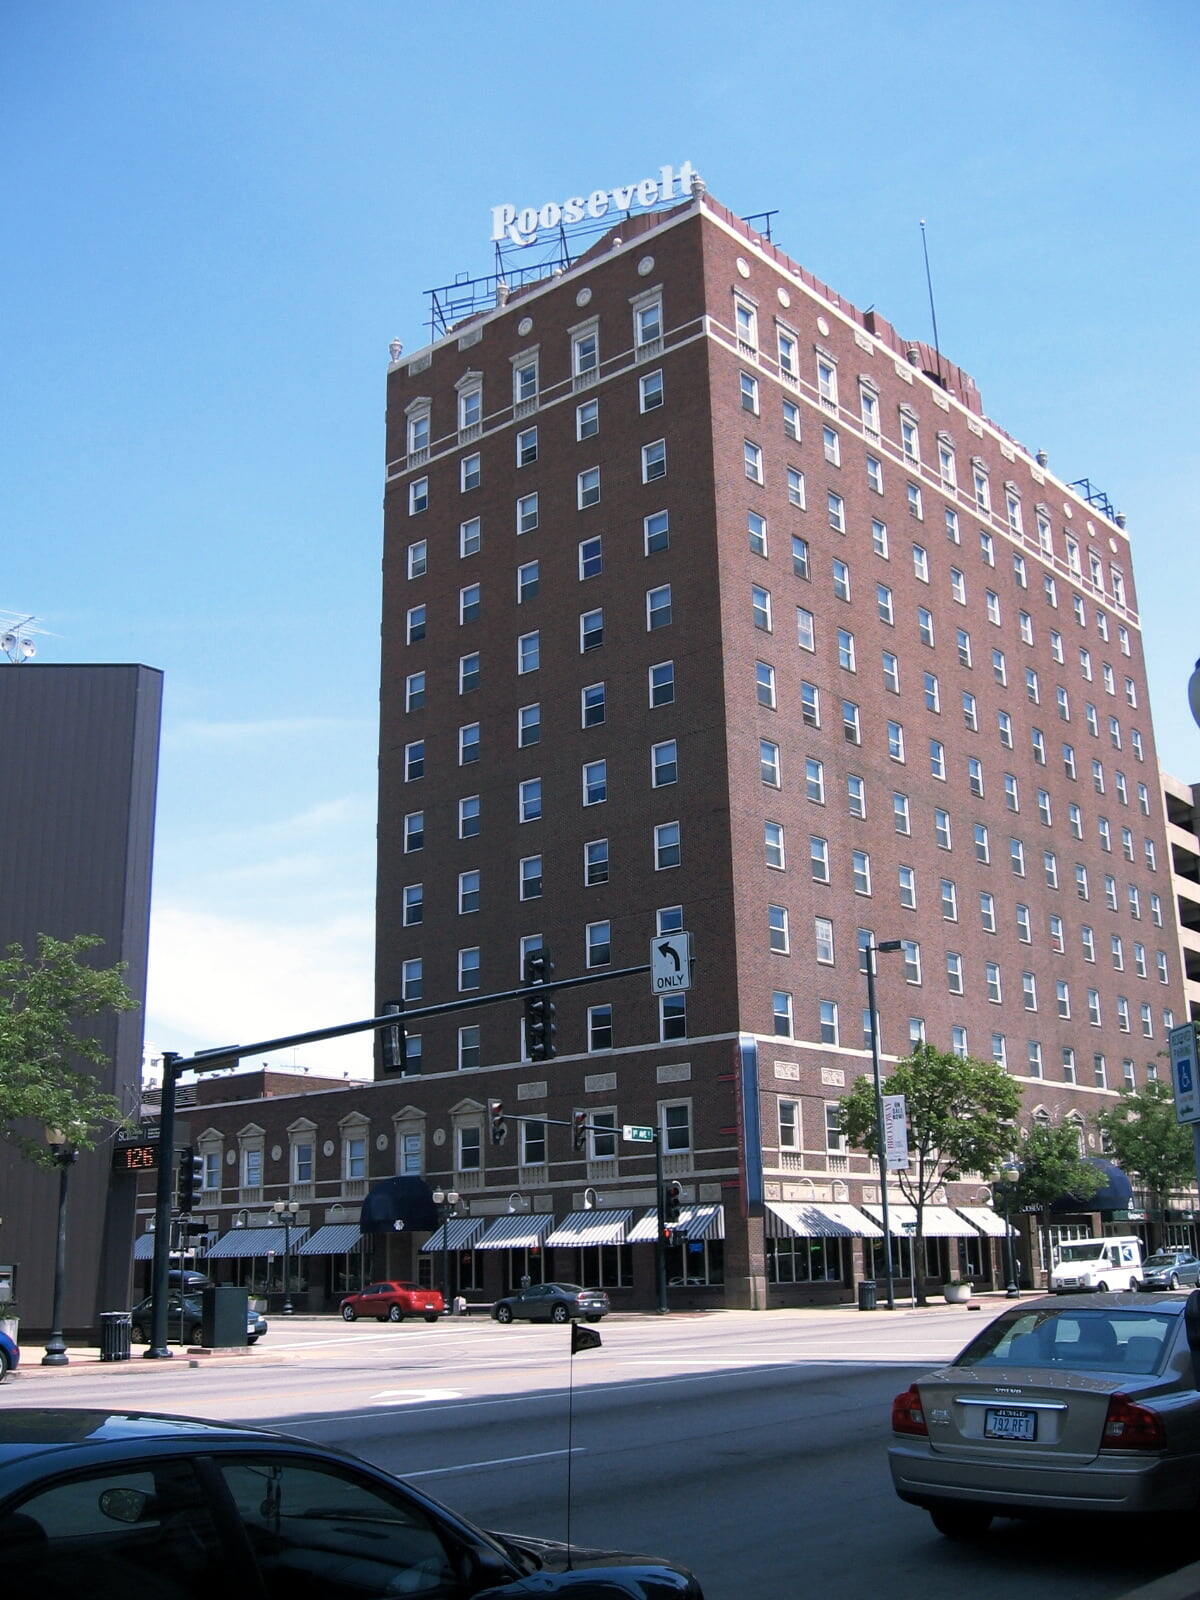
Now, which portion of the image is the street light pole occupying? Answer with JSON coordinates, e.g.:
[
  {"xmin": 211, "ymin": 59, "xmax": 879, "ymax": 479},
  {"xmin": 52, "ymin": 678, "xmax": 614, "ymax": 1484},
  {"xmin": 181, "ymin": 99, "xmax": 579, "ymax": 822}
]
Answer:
[
  {"xmin": 41, "ymin": 1131, "xmax": 78, "ymax": 1366},
  {"xmin": 1000, "ymin": 1160, "xmax": 1022, "ymax": 1297},
  {"xmin": 432, "ymin": 1189, "xmax": 460, "ymax": 1314},
  {"xmin": 273, "ymin": 1198, "xmax": 300, "ymax": 1315},
  {"xmin": 866, "ymin": 940, "xmax": 903, "ymax": 1311}
]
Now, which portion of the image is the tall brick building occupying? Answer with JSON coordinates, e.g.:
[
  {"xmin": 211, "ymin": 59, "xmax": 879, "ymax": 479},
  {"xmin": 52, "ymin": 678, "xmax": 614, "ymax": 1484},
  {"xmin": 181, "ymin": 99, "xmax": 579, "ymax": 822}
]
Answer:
[
  {"xmin": 134, "ymin": 178, "xmax": 1188, "ymax": 1314},
  {"xmin": 372, "ymin": 173, "xmax": 1188, "ymax": 1307}
]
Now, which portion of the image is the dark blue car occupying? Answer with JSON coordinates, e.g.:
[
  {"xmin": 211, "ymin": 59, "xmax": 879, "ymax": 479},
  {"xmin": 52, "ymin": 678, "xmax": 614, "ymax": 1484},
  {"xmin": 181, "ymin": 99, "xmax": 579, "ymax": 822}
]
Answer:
[{"xmin": 0, "ymin": 1410, "xmax": 704, "ymax": 1597}]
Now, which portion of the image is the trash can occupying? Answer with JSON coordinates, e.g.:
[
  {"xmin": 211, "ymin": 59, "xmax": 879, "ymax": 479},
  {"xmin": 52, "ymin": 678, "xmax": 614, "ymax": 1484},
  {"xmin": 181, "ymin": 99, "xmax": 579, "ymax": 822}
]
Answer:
[
  {"xmin": 201, "ymin": 1285, "xmax": 248, "ymax": 1347},
  {"xmin": 99, "ymin": 1311, "xmax": 132, "ymax": 1361},
  {"xmin": 857, "ymin": 1279, "xmax": 878, "ymax": 1312}
]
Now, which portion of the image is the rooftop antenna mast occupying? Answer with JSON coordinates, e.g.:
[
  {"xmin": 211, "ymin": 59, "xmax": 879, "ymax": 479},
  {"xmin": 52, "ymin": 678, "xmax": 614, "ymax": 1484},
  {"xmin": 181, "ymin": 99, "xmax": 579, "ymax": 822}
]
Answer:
[{"xmin": 919, "ymin": 220, "xmax": 946, "ymax": 388}]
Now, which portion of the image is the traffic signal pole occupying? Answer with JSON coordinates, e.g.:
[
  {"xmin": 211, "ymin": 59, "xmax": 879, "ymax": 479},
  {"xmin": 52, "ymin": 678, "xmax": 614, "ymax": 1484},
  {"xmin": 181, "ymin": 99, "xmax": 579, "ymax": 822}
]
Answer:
[{"xmin": 145, "ymin": 1050, "xmax": 180, "ymax": 1358}]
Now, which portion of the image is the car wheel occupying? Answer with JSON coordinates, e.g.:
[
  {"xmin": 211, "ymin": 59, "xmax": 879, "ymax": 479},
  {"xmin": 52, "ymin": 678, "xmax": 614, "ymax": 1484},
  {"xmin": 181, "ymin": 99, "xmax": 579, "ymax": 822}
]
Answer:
[
  {"xmin": 929, "ymin": 1506, "xmax": 993, "ymax": 1541},
  {"xmin": 424, "ymin": 1314, "xmax": 439, "ymax": 1323},
  {"xmin": 495, "ymin": 1304, "xmax": 513, "ymax": 1324},
  {"xmin": 586, "ymin": 1315, "xmax": 603, "ymax": 1323},
  {"xmin": 341, "ymin": 1304, "xmax": 357, "ymax": 1322},
  {"xmin": 130, "ymin": 1323, "xmax": 146, "ymax": 1343},
  {"xmin": 1171, "ymin": 1274, "xmax": 1181, "ymax": 1290},
  {"xmin": 551, "ymin": 1304, "xmax": 571, "ymax": 1324},
  {"xmin": 188, "ymin": 1325, "xmax": 203, "ymax": 1345},
  {"xmin": 388, "ymin": 1305, "xmax": 404, "ymax": 1323},
  {"xmin": 247, "ymin": 1335, "xmax": 258, "ymax": 1345},
  {"xmin": 1096, "ymin": 1281, "xmax": 1109, "ymax": 1293}
]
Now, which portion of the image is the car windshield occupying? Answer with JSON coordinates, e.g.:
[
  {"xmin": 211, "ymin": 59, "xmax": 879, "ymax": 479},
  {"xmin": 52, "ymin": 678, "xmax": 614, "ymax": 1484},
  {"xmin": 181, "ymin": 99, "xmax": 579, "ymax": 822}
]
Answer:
[
  {"xmin": 955, "ymin": 1308, "xmax": 1175, "ymax": 1373},
  {"xmin": 1058, "ymin": 1243, "xmax": 1107, "ymax": 1262},
  {"xmin": 1144, "ymin": 1255, "xmax": 1185, "ymax": 1270}
]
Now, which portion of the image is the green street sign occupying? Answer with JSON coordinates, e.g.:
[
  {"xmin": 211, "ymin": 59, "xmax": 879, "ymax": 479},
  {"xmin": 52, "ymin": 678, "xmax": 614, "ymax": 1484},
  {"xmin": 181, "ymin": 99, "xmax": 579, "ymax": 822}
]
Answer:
[{"xmin": 622, "ymin": 1124, "xmax": 655, "ymax": 1144}]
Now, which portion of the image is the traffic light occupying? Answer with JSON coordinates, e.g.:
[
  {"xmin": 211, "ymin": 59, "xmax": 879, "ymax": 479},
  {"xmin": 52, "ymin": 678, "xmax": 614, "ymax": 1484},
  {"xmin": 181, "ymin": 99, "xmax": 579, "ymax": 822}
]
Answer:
[
  {"xmin": 572, "ymin": 1110, "xmax": 588, "ymax": 1152},
  {"xmin": 176, "ymin": 1147, "xmax": 203, "ymax": 1213},
  {"xmin": 523, "ymin": 949, "xmax": 557, "ymax": 1061},
  {"xmin": 381, "ymin": 1000, "xmax": 406, "ymax": 1073},
  {"xmin": 663, "ymin": 1181, "xmax": 683, "ymax": 1228},
  {"xmin": 489, "ymin": 1099, "xmax": 508, "ymax": 1146}
]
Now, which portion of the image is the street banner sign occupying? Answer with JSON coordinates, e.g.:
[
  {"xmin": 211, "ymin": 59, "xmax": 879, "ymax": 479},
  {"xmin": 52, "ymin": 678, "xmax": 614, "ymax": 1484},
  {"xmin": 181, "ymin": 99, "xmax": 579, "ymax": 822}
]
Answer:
[
  {"xmin": 622, "ymin": 1124, "xmax": 655, "ymax": 1143},
  {"xmin": 651, "ymin": 932, "xmax": 691, "ymax": 994},
  {"xmin": 883, "ymin": 1094, "xmax": 909, "ymax": 1171},
  {"xmin": 1170, "ymin": 1023, "xmax": 1200, "ymax": 1124}
]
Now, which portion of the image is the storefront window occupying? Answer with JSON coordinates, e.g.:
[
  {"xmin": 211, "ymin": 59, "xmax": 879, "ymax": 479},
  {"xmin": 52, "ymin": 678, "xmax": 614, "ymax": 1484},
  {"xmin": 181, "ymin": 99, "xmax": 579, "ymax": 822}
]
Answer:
[
  {"xmin": 767, "ymin": 1237, "xmax": 847, "ymax": 1283},
  {"xmin": 665, "ymin": 1239, "xmax": 723, "ymax": 1285},
  {"xmin": 568, "ymin": 1244, "xmax": 632, "ymax": 1288}
]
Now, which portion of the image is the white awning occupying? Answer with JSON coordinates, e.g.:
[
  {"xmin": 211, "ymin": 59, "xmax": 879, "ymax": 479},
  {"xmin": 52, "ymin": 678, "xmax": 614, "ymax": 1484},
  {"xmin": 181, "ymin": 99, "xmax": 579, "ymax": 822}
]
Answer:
[
  {"xmin": 764, "ymin": 1201, "xmax": 883, "ymax": 1239},
  {"xmin": 627, "ymin": 1204, "xmax": 726, "ymax": 1243},
  {"xmin": 206, "ymin": 1226, "xmax": 310, "ymax": 1259},
  {"xmin": 474, "ymin": 1214, "xmax": 554, "ymax": 1251},
  {"xmin": 297, "ymin": 1223, "xmax": 364, "ymax": 1256},
  {"xmin": 420, "ymin": 1217, "xmax": 486, "ymax": 1253},
  {"xmin": 862, "ymin": 1204, "xmax": 979, "ymax": 1239},
  {"xmin": 545, "ymin": 1209, "xmax": 633, "ymax": 1247},
  {"xmin": 954, "ymin": 1206, "xmax": 1016, "ymax": 1239}
]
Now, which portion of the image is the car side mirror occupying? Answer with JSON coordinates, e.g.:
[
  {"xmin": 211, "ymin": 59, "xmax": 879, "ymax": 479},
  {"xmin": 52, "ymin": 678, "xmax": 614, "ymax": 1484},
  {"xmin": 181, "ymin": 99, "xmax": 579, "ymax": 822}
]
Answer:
[
  {"xmin": 1184, "ymin": 1290, "xmax": 1200, "ymax": 1387},
  {"xmin": 99, "ymin": 1488, "xmax": 150, "ymax": 1524}
]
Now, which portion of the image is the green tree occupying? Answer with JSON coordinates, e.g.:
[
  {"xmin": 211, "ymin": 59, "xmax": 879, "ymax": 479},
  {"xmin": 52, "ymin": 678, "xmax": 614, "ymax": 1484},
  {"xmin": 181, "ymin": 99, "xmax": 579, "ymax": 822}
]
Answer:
[
  {"xmin": 1001, "ymin": 1121, "xmax": 1104, "ymax": 1285},
  {"xmin": 838, "ymin": 1043, "xmax": 1022, "ymax": 1304},
  {"xmin": 1095, "ymin": 1080, "xmax": 1195, "ymax": 1247},
  {"xmin": 0, "ymin": 934, "xmax": 136, "ymax": 1165}
]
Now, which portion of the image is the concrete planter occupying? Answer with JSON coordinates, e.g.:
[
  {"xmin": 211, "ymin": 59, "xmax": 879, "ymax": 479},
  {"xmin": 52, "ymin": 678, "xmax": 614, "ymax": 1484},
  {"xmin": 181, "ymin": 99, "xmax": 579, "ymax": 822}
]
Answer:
[{"xmin": 943, "ymin": 1283, "xmax": 972, "ymax": 1304}]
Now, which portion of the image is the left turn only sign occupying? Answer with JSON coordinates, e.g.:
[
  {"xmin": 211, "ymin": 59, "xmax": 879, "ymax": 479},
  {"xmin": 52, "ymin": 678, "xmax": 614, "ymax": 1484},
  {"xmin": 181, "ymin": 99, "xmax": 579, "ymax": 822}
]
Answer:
[{"xmin": 651, "ymin": 932, "xmax": 692, "ymax": 994}]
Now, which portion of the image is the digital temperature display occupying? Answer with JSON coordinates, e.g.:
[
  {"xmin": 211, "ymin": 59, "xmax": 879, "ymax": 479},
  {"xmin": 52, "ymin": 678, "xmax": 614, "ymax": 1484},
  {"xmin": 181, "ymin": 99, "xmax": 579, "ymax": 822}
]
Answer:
[{"xmin": 112, "ymin": 1142, "xmax": 158, "ymax": 1172}]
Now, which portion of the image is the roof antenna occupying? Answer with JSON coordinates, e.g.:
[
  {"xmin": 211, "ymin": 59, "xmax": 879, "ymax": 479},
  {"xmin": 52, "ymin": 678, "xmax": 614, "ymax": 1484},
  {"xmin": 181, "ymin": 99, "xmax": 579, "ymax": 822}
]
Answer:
[{"xmin": 919, "ymin": 220, "xmax": 946, "ymax": 388}]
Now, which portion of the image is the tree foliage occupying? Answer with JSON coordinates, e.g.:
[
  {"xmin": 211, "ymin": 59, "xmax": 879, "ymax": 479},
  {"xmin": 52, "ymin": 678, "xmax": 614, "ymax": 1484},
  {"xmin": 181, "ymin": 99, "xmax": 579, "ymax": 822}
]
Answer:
[
  {"xmin": 1094, "ymin": 1080, "xmax": 1195, "ymax": 1216},
  {"xmin": 0, "ymin": 934, "xmax": 136, "ymax": 1164},
  {"xmin": 1003, "ymin": 1122, "xmax": 1105, "ymax": 1217},
  {"xmin": 839, "ymin": 1043, "xmax": 1022, "ymax": 1303}
]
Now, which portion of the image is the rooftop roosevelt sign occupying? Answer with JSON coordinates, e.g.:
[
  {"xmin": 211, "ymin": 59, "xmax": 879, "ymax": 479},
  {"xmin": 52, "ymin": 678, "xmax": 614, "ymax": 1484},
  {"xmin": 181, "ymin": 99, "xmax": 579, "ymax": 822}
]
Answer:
[{"xmin": 491, "ymin": 161, "xmax": 700, "ymax": 247}]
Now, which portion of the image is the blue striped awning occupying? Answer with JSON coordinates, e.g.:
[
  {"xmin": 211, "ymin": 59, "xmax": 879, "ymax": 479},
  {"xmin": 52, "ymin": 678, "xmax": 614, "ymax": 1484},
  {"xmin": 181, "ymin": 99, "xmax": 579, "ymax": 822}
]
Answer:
[
  {"xmin": 133, "ymin": 1233, "xmax": 155, "ymax": 1260},
  {"xmin": 627, "ymin": 1204, "xmax": 726, "ymax": 1243},
  {"xmin": 420, "ymin": 1216, "xmax": 486, "ymax": 1253},
  {"xmin": 297, "ymin": 1223, "xmax": 364, "ymax": 1256},
  {"xmin": 545, "ymin": 1209, "xmax": 633, "ymax": 1247},
  {"xmin": 206, "ymin": 1226, "xmax": 309, "ymax": 1260},
  {"xmin": 475, "ymin": 1214, "xmax": 554, "ymax": 1251}
]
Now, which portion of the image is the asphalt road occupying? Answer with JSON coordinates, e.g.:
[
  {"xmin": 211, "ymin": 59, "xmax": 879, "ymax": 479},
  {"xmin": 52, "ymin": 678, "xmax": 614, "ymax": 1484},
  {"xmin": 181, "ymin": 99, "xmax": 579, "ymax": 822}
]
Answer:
[{"xmin": 6, "ymin": 1308, "xmax": 1187, "ymax": 1599}]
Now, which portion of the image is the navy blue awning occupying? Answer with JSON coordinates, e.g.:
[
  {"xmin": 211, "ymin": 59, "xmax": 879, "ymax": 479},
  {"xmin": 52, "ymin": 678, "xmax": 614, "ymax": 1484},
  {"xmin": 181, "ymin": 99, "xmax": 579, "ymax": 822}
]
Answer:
[
  {"xmin": 1051, "ymin": 1158, "xmax": 1134, "ymax": 1214},
  {"xmin": 359, "ymin": 1176, "xmax": 439, "ymax": 1235}
]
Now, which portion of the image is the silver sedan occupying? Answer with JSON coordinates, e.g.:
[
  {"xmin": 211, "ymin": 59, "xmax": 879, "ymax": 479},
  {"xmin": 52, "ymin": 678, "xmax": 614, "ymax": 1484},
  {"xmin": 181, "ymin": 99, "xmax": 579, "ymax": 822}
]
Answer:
[
  {"xmin": 1138, "ymin": 1251, "xmax": 1200, "ymax": 1291},
  {"xmin": 889, "ymin": 1292, "xmax": 1200, "ymax": 1537}
]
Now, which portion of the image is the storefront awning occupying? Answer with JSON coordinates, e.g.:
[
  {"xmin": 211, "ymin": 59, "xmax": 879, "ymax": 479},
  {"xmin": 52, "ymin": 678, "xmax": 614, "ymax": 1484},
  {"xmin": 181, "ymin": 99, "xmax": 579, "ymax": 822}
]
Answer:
[
  {"xmin": 420, "ymin": 1217, "xmax": 486, "ymax": 1253},
  {"xmin": 955, "ymin": 1206, "xmax": 1016, "ymax": 1239},
  {"xmin": 133, "ymin": 1233, "xmax": 155, "ymax": 1260},
  {"xmin": 627, "ymin": 1204, "xmax": 726, "ymax": 1243},
  {"xmin": 1049, "ymin": 1157, "xmax": 1134, "ymax": 1214},
  {"xmin": 359, "ymin": 1176, "xmax": 440, "ymax": 1235},
  {"xmin": 474, "ymin": 1214, "xmax": 554, "ymax": 1251},
  {"xmin": 132, "ymin": 1233, "xmax": 214, "ymax": 1260},
  {"xmin": 297, "ymin": 1223, "xmax": 363, "ymax": 1256},
  {"xmin": 206, "ymin": 1226, "xmax": 310, "ymax": 1260},
  {"xmin": 545, "ymin": 1209, "xmax": 634, "ymax": 1247},
  {"xmin": 862, "ymin": 1204, "xmax": 978, "ymax": 1239},
  {"xmin": 764, "ymin": 1201, "xmax": 883, "ymax": 1239}
]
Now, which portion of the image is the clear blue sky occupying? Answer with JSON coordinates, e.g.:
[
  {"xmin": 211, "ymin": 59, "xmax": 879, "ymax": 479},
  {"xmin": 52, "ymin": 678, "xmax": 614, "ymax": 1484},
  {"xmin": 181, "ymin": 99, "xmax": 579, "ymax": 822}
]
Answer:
[{"xmin": 4, "ymin": 1, "xmax": 1198, "ymax": 1077}]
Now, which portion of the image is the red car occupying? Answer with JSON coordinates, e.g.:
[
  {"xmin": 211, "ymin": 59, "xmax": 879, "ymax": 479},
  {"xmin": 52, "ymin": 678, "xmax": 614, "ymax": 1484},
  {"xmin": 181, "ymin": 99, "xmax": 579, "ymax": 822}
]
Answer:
[{"xmin": 339, "ymin": 1281, "xmax": 444, "ymax": 1323}]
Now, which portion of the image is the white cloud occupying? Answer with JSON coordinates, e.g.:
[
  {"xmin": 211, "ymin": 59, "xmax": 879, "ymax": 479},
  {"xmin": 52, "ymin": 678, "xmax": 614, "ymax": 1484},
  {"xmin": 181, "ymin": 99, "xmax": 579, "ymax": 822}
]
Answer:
[{"xmin": 145, "ymin": 903, "xmax": 376, "ymax": 1079}]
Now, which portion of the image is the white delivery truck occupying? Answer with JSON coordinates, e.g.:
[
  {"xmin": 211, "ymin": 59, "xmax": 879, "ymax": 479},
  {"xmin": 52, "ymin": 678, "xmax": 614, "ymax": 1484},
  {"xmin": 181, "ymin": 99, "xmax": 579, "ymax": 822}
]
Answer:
[{"xmin": 1049, "ymin": 1235, "xmax": 1144, "ymax": 1293}]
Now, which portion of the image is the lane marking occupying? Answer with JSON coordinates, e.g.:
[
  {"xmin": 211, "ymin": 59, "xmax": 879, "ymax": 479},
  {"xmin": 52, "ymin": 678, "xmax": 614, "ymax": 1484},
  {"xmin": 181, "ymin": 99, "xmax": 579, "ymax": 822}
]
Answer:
[
  {"xmin": 404, "ymin": 1448, "xmax": 583, "ymax": 1479},
  {"xmin": 369, "ymin": 1388, "xmax": 463, "ymax": 1405}
]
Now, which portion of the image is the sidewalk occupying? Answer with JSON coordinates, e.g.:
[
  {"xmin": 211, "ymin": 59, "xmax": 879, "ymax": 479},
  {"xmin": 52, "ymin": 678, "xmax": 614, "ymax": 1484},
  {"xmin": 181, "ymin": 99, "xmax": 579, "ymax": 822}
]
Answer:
[{"xmin": 7, "ymin": 1291, "xmax": 1009, "ymax": 1377}]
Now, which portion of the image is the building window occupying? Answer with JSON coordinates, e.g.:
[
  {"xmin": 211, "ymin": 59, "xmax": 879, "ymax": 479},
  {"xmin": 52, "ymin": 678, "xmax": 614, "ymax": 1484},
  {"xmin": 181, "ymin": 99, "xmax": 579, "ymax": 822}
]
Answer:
[
  {"xmin": 458, "ymin": 723, "xmax": 480, "ymax": 765},
  {"xmin": 788, "ymin": 469, "xmax": 806, "ymax": 509},
  {"xmin": 579, "ymin": 538, "xmax": 604, "ymax": 580},
  {"xmin": 406, "ymin": 605, "xmax": 426, "ymax": 645},
  {"xmin": 458, "ymin": 946, "xmax": 480, "ymax": 992},
  {"xmin": 584, "ymin": 838, "xmax": 609, "ymax": 886},
  {"xmin": 403, "ymin": 811, "xmax": 424, "ymax": 852},
  {"xmin": 582, "ymin": 760, "xmax": 607, "ymax": 806},
  {"xmin": 765, "ymin": 822, "xmax": 785, "ymax": 870},
  {"xmin": 642, "ymin": 440, "xmax": 667, "ymax": 482},
  {"xmin": 459, "ymin": 795, "xmax": 481, "ymax": 837},
  {"xmin": 828, "ymin": 493, "xmax": 846, "ymax": 533},
  {"xmin": 654, "ymin": 821, "xmax": 681, "ymax": 870},
  {"xmin": 580, "ymin": 608, "xmax": 604, "ymax": 651},
  {"xmin": 783, "ymin": 399, "xmax": 801, "ymax": 439},
  {"xmin": 645, "ymin": 510, "xmax": 671, "ymax": 554},
  {"xmin": 646, "ymin": 584, "xmax": 673, "ymax": 629},
  {"xmin": 660, "ymin": 995, "xmax": 687, "ymax": 1042},
  {"xmin": 517, "ymin": 493, "xmax": 539, "ymax": 534},
  {"xmin": 756, "ymin": 661, "xmax": 776, "ymax": 708},
  {"xmin": 409, "ymin": 477, "xmax": 428, "ymax": 515},
  {"xmin": 893, "ymin": 792, "xmax": 911, "ymax": 834},
  {"xmin": 519, "ymin": 855, "xmax": 542, "ymax": 901},
  {"xmin": 639, "ymin": 370, "xmax": 663, "ymax": 411},
  {"xmin": 586, "ymin": 921, "xmax": 611, "ymax": 968},
  {"xmin": 518, "ymin": 703, "xmax": 541, "ymax": 747},
  {"xmin": 649, "ymin": 660, "xmax": 675, "ymax": 706},
  {"xmin": 404, "ymin": 740, "xmax": 424, "ymax": 782},
  {"xmin": 812, "ymin": 836, "xmax": 832, "ymax": 884},
  {"xmin": 402, "ymin": 957, "xmax": 423, "ymax": 1003},
  {"xmin": 851, "ymin": 849, "xmax": 871, "ymax": 895},
  {"xmin": 581, "ymin": 683, "xmax": 605, "ymax": 727},
  {"xmin": 819, "ymin": 1000, "xmax": 839, "ymax": 1046},
  {"xmin": 402, "ymin": 884, "xmax": 423, "ymax": 927},
  {"xmin": 652, "ymin": 740, "xmax": 678, "ymax": 787},
  {"xmin": 744, "ymin": 441, "xmax": 763, "ymax": 483},
  {"xmin": 772, "ymin": 991, "xmax": 794, "ymax": 1037},
  {"xmin": 518, "ymin": 631, "xmax": 540, "ymax": 675},
  {"xmin": 806, "ymin": 757, "xmax": 825, "ymax": 804},
  {"xmin": 518, "ymin": 779, "xmax": 541, "ymax": 823},
  {"xmin": 405, "ymin": 671, "xmax": 425, "ymax": 712},
  {"xmin": 768, "ymin": 904, "xmax": 790, "ymax": 954},
  {"xmin": 407, "ymin": 540, "xmax": 427, "ymax": 579}
]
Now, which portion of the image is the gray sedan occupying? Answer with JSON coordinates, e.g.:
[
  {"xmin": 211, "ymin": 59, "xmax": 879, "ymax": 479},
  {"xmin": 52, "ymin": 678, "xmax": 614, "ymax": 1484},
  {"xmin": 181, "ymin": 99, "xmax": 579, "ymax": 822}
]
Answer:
[
  {"xmin": 1138, "ymin": 1251, "xmax": 1200, "ymax": 1291},
  {"xmin": 890, "ymin": 1292, "xmax": 1200, "ymax": 1537},
  {"xmin": 492, "ymin": 1282, "xmax": 610, "ymax": 1324}
]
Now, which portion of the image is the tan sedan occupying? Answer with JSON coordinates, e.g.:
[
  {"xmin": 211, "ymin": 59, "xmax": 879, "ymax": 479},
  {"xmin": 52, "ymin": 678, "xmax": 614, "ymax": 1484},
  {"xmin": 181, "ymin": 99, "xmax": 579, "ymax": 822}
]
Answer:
[{"xmin": 889, "ymin": 1292, "xmax": 1200, "ymax": 1537}]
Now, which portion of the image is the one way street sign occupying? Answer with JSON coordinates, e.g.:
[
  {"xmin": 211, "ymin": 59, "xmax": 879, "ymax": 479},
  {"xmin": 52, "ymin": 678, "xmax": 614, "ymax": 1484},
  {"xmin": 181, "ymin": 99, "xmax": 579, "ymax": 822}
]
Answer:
[{"xmin": 650, "ymin": 932, "xmax": 692, "ymax": 994}]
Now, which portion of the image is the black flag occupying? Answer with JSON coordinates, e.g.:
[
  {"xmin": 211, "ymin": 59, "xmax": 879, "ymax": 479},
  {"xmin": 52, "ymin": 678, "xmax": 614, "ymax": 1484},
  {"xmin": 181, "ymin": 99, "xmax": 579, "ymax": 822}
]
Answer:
[{"xmin": 571, "ymin": 1322, "xmax": 602, "ymax": 1354}]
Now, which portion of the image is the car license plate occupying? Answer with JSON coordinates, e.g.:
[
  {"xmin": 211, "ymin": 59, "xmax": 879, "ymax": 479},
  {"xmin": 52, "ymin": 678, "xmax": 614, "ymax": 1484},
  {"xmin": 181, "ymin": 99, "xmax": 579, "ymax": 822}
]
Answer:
[{"xmin": 984, "ymin": 1407, "xmax": 1037, "ymax": 1441}]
